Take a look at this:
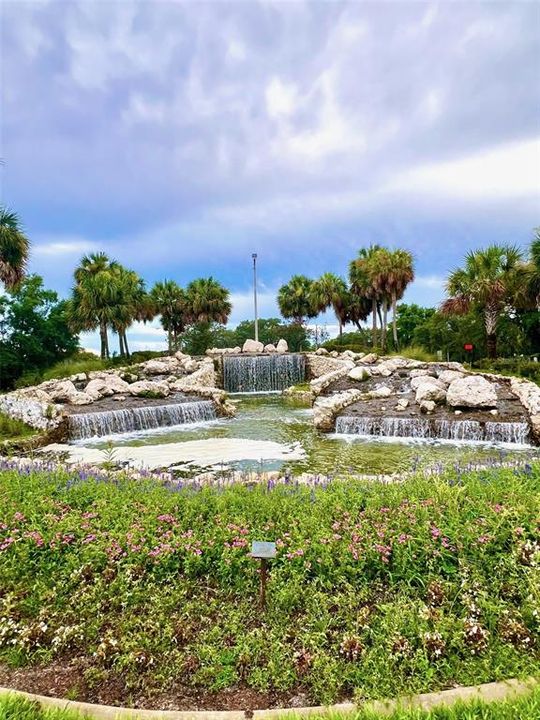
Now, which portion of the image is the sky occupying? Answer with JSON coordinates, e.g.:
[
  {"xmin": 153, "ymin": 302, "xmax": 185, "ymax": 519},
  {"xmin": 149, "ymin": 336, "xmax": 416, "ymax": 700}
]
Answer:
[{"xmin": 1, "ymin": 0, "xmax": 539, "ymax": 352}]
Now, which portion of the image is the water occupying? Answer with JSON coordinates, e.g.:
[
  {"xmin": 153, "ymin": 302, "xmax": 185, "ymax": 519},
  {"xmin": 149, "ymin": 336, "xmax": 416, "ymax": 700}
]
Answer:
[
  {"xmin": 223, "ymin": 354, "xmax": 305, "ymax": 393},
  {"xmin": 80, "ymin": 395, "xmax": 538, "ymax": 476},
  {"xmin": 68, "ymin": 401, "xmax": 216, "ymax": 440},
  {"xmin": 335, "ymin": 416, "xmax": 530, "ymax": 445}
]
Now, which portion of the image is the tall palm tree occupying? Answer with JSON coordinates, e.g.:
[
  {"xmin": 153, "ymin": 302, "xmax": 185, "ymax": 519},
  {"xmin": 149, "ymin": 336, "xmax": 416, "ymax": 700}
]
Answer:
[
  {"xmin": 387, "ymin": 249, "xmax": 415, "ymax": 349},
  {"xmin": 70, "ymin": 252, "xmax": 120, "ymax": 359},
  {"xmin": 350, "ymin": 245, "xmax": 383, "ymax": 348},
  {"xmin": 525, "ymin": 227, "xmax": 540, "ymax": 308},
  {"xmin": 277, "ymin": 275, "xmax": 316, "ymax": 325},
  {"xmin": 110, "ymin": 266, "xmax": 149, "ymax": 358},
  {"xmin": 151, "ymin": 280, "xmax": 188, "ymax": 353},
  {"xmin": 0, "ymin": 206, "xmax": 30, "ymax": 289},
  {"xmin": 310, "ymin": 272, "xmax": 349, "ymax": 337},
  {"xmin": 441, "ymin": 244, "xmax": 523, "ymax": 359},
  {"xmin": 185, "ymin": 277, "xmax": 232, "ymax": 325}
]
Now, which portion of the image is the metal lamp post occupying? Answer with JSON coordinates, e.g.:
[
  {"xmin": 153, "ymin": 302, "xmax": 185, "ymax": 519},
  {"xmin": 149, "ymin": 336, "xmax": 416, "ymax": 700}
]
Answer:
[{"xmin": 252, "ymin": 253, "xmax": 259, "ymax": 343}]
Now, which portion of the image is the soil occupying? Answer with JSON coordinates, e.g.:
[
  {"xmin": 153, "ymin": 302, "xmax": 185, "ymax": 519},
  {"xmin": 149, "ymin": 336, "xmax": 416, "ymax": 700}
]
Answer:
[{"xmin": 0, "ymin": 659, "xmax": 316, "ymax": 712}]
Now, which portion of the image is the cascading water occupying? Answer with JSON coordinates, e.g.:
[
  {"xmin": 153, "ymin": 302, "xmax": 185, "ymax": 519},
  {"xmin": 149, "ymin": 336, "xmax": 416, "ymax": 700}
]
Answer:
[
  {"xmin": 68, "ymin": 401, "xmax": 216, "ymax": 440},
  {"xmin": 335, "ymin": 416, "xmax": 530, "ymax": 445},
  {"xmin": 223, "ymin": 354, "xmax": 306, "ymax": 393}
]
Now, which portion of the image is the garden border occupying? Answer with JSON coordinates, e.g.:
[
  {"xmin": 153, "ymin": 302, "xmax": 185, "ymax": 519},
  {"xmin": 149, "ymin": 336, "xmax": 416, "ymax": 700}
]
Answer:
[{"xmin": 0, "ymin": 677, "xmax": 538, "ymax": 719}]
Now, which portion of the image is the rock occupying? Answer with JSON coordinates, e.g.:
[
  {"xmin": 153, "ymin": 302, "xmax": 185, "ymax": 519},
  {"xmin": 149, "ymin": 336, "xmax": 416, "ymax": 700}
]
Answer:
[
  {"xmin": 420, "ymin": 400, "xmax": 436, "ymax": 414},
  {"xmin": 68, "ymin": 391, "xmax": 95, "ymax": 406},
  {"xmin": 171, "ymin": 362, "xmax": 216, "ymax": 390},
  {"xmin": 85, "ymin": 376, "xmax": 130, "ymax": 400},
  {"xmin": 454, "ymin": 410, "xmax": 462, "ymax": 415},
  {"xmin": 446, "ymin": 376, "xmax": 497, "ymax": 408},
  {"xmin": 305, "ymin": 354, "xmax": 353, "ymax": 378},
  {"xmin": 396, "ymin": 398, "xmax": 409, "ymax": 410},
  {"xmin": 128, "ymin": 381, "xmax": 170, "ymax": 398},
  {"xmin": 315, "ymin": 348, "xmax": 329, "ymax": 355},
  {"xmin": 182, "ymin": 359, "xmax": 199, "ymax": 373},
  {"xmin": 415, "ymin": 380, "xmax": 446, "ymax": 404},
  {"xmin": 276, "ymin": 339, "xmax": 289, "ymax": 354},
  {"xmin": 313, "ymin": 389, "xmax": 363, "ymax": 431},
  {"xmin": 175, "ymin": 350, "xmax": 191, "ymax": 362},
  {"xmin": 0, "ymin": 393, "xmax": 60, "ymax": 431},
  {"xmin": 310, "ymin": 362, "xmax": 355, "ymax": 396},
  {"xmin": 437, "ymin": 370, "xmax": 465, "ymax": 385},
  {"xmin": 370, "ymin": 363, "xmax": 393, "ymax": 377},
  {"xmin": 16, "ymin": 388, "xmax": 52, "ymax": 403},
  {"xmin": 120, "ymin": 372, "xmax": 139, "ymax": 383},
  {"xmin": 48, "ymin": 381, "xmax": 79, "ymax": 403},
  {"xmin": 69, "ymin": 373, "xmax": 87, "ymax": 382},
  {"xmin": 242, "ymin": 339, "xmax": 264, "ymax": 353},
  {"xmin": 264, "ymin": 344, "xmax": 277, "ymax": 353},
  {"xmin": 409, "ymin": 369, "xmax": 433, "ymax": 378},
  {"xmin": 113, "ymin": 395, "xmax": 126, "ymax": 402},
  {"xmin": 341, "ymin": 350, "xmax": 357, "ymax": 359},
  {"xmin": 411, "ymin": 376, "xmax": 445, "ymax": 392},
  {"xmin": 360, "ymin": 353, "xmax": 378, "ymax": 364},
  {"xmin": 348, "ymin": 366, "xmax": 371, "ymax": 382},
  {"xmin": 141, "ymin": 357, "xmax": 180, "ymax": 375},
  {"xmin": 490, "ymin": 408, "xmax": 498, "ymax": 415},
  {"xmin": 368, "ymin": 385, "xmax": 392, "ymax": 399},
  {"xmin": 330, "ymin": 351, "xmax": 339, "ymax": 358}
]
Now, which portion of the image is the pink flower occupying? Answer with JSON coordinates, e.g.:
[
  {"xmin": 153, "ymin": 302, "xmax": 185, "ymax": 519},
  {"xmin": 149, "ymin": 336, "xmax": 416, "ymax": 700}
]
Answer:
[{"xmin": 431, "ymin": 526, "xmax": 442, "ymax": 539}]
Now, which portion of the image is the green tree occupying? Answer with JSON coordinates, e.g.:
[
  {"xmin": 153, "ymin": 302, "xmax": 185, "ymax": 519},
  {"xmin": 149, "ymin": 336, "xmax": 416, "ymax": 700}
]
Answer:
[
  {"xmin": 0, "ymin": 275, "xmax": 78, "ymax": 389},
  {"xmin": 441, "ymin": 245, "xmax": 523, "ymax": 359},
  {"xmin": 349, "ymin": 246, "xmax": 383, "ymax": 348},
  {"xmin": 310, "ymin": 273, "xmax": 349, "ymax": 337},
  {"xmin": 277, "ymin": 275, "xmax": 316, "ymax": 325},
  {"xmin": 110, "ymin": 265, "xmax": 151, "ymax": 359},
  {"xmin": 0, "ymin": 206, "xmax": 30, "ymax": 289},
  {"xmin": 395, "ymin": 304, "xmax": 435, "ymax": 348},
  {"xmin": 185, "ymin": 277, "xmax": 232, "ymax": 325},
  {"xmin": 387, "ymin": 249, "xmax": 415, "ymax": 349},
  {"xmin": 150, "ymin": 280, "xmax": 188, "ymax": 353}
]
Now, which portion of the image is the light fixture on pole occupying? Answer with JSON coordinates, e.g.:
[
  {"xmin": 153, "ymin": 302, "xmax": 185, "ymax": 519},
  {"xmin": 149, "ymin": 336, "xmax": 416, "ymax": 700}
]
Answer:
[{"xmin": 252, "ymin": 253, "xmax": 259, "ymax": 343}]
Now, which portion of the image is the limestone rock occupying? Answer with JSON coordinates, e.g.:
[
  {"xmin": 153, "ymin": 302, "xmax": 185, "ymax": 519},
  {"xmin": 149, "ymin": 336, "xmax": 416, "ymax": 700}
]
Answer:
[
  {"xmin": 242, "ymin": 339, "xmax": 264, "ymax": 353},
  {"xmin": 409, "ymin": 369, "xmax": 433, "ymax": 378},
  {"xmin": 85, "ymin": 376, "xmax": 130, "ymax": 400},
  {"xmin": 437, "ymin": 369, "xmax": 465, "ymax": 385},
  {"xmin": 182, "ymin": 359, "xmax": 199, "ymax": 373},
  {"xmin": 141, "ymin": 357, "xmax": 180, "ymax": 375},
  {"xmin": 348, "ymin": 366, "xmax": 371, "ymax": 382},
  {"xmin": 68, "ymin": 391, "xmax": 95, "ymax": 406},
  {"xmin": 415, "ymin": 380, "xmax": 447, "ymax": 404},
  {"xmin": 360, "ymin": 353, "xmax": 378, "ymax": 364},
  {"xmin": 172, "ymin": 362, "xmax": 216, "ymax": 390},
  {"xmin": 330, "ymin": 351, "xmax": 339, "ymax": 358},
  {"xmin": 264, "ymin": 344, "xmax": 277, "ymax": 353},
  {"xmin": 420, "ymin": 400, "xmax": 436, "ymax": 414},
  {"xmin": 446, "ymin": 376, "xmax": 497, "ymax": 408},
  {"xmin": 128, "ymin": 381, "xmax": 170, "ymax": 398},
  {"xmin": 306, "ymin": 354, "xmax": 352, "ymax": 378},
  {"xmin": 175, "ymin": 350, "xmax": 191, "ymax": 362},
  {"xmin": 313, "ymin": 389, "xmax": 363, "ymax": 431},
  {"xmin": 276, "ymin": 338, "xmax": 289, "ymax": 353},
  {"xmin": 315, "ymin": 348, "xmax": 329, "ymax": 356},
  {"xmin": 396, "ymin": 398, "xmax": 409, "ymax": 410},
  {"xmin": 411, "ymin": 376, "xmax": 445, "ymax": 392},
  {"xmin": 48, "ymin": 381, "xmax": 79, "ymax": 403},
  {"xmin": 310, "ymin": 362, "xmax": 355, "ymax": 396},
  {"xmin": 368, "ymin": 385, "xmax": 392, "ymax": 399}
]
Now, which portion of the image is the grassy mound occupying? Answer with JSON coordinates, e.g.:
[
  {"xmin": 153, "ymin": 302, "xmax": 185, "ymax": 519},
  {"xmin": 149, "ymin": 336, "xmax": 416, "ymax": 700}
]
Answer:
[{"xmin": 0, "ymin": 467, "xmax": 538, "ymax": 707}]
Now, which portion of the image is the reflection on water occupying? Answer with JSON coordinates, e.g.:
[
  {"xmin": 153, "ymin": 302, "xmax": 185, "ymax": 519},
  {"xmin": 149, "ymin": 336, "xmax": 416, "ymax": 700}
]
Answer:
[{"xmin": 80, "ymin": 395, "xmax": 540, "ymax": 476}]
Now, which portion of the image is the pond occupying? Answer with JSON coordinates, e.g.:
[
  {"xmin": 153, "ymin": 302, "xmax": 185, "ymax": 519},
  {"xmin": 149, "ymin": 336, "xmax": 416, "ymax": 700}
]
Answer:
[{"xmin": 68, "ymin": 394, "xmax": 539, "ymax": 477}]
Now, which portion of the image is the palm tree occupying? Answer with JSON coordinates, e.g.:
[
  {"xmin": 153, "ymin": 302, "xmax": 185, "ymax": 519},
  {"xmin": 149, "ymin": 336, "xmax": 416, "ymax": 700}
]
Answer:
[
  {"xmin": 110, "ymin": 266, "xmax": 150, "ymax": 358},
  {"xmin": 310, "ymin": 273, "xmax": 349, "ymax": 337},
  {"xmin": 185, "ymin": 277, "xmax": 232, "ymax": 325},
  {"xmin": 0, "ymin": 206, "xmax": 30, "ymax": 289},
  {"xmin": 350, "ymin": 246, "xmax": 383, "ymax": 348},
  {"xmin": 70, "ymin": 252, "xmax": 121, "ymax": 359},
  {"xmin": 151, "ymin": 280, "xmax": 188, "ymax": 353},
  {"xmin": 387, "ymin": 249, "xmax": 415, "ymax": 350},
  {"xmin": 525, "ymin": 228, "xmax": 540, "ymax": 308},
  {"xmin": 277, "ymin": 275, "xmax": 316, "ymax": 325},
  {"xmin": 441, "ymin": 244, "xmax": 523, "ymax": 359}
]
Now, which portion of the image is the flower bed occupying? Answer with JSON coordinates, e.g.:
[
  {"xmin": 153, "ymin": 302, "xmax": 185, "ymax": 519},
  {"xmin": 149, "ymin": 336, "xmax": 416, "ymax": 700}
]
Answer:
[{"xmin": 0, "ymin": 465, "xmax": 539, "ymax": 709}]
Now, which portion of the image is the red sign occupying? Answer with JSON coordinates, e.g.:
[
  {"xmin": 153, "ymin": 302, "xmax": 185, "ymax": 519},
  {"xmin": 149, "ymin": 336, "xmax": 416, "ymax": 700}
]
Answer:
[{"xmin": 464, "ymin": 343, "xmax": 474, "ymax": 351}]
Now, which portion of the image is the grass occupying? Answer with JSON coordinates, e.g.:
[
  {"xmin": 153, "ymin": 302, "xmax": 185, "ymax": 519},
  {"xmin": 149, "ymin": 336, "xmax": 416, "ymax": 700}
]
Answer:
[
  {"xmin": 0, "ymin": 464, "xmax": 538, "ymax": 705},
  {"xmin": 0, "ymin": 684, "xmax": 539, "ymax": 719},
  {"xmin": 0, "ymin": 413, "xmax": 36, "ymax": 442},
  {"xmin": 388, "ymin": 346, "xmax": 438, "ymax": 363}
]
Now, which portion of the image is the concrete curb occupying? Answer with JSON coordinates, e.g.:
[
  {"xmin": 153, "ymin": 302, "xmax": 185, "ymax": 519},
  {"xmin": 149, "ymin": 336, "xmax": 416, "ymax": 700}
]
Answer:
[{"xmin": 0, "ymin": 677, "xmax": 538, "ymax": 719}]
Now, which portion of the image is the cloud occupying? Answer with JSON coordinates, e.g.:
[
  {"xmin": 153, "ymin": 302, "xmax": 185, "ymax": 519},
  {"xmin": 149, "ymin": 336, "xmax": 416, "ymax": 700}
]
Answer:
[{"xmin": 33, "ymin": 239, "xmax": 96, "ymax": 256}]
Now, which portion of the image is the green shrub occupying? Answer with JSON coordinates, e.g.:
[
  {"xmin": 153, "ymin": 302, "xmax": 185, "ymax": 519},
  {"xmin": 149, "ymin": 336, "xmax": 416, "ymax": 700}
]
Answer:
[
  {"xmin": 476, "ymin": 358, "xmax": 540, "ymax": 383},
  {"xmin": 0, "ymin": 413, "xmax": 35, "ymax": 440},
  {"xmin": 1, "ymin": 466, "xmax": 539, "ymax": 704}
]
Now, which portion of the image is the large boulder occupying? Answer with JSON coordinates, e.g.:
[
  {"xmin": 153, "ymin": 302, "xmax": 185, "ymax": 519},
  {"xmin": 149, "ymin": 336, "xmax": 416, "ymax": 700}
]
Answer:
[
  {"xmin": 313, "ymin": 389, "xmax": 363, "ymax": 431},
  {"xmin": 128, "ymin": 381, "xmax": 170, "ymax": 398},
  {"xmin": 48, "ymin": 380, "xmax": 79, "ymax": 403},
  {"xmin": 172, "ymin": 362, "xmax": 216, "ymax": 390},
  {"xmin": 141, "ymin": 357, "xmax": 180, "ymax": 375},
  {"xmin": 310, "ymin": 362, "xmax": 355, "ymax": 396},
  {"xmin": 359, "ymin": 353, "xmax": 378, "ymax": 364},
  {"xmin": 68, "ymin": 391, "xmax": 95, "ymax": 406},
  {"xmin": 437, "ymin": 369, "xmax": 465, "ymax": 385},
  {"xmin": 411, "ymin": 376, "xmax": 445, "ymax": 392},
  {"xmin": 242, "ymin": 339, "xmax": 264, "ymax": 353},
  {"xmin": 348, "ymin": 366, "xmax": 371, "ymax": 382},
  {"xmin": 85, "ymin": 376, "xmax": 130, "ymax": 400},
  {"xmin": 306, "ymin": 354, "xmax": 352, "ymax": 378},
  {"xmin": 415, "ymin": 379, "xmax": 446, "ymax": 404},
  {"xmin": 264, "ymin": 343, "xmax": 277, "ymax": 353},
  {"xmin": 446, "ymin": 376, "xmax": 497, "ymax": 408},
  {"xmin": 276, "ymin": 338, "xmax": 288, "ymax": 354},
  {"xmin": 368, "ymin": 385, "xmax": 393, "ymax": 399}
]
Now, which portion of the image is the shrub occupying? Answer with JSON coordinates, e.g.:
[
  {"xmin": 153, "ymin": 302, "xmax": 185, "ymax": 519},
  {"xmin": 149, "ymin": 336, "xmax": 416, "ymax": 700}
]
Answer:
[{"xmin": 0, "ymin": 413, "xmax": 35, "ymax": 440}]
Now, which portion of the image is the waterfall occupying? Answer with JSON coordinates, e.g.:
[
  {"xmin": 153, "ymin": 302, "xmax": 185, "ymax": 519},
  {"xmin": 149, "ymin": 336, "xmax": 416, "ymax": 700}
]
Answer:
[
  {"xmin": 484, "ymin": 421, "xmax": 530, "ymax": 444},
  {"xmin": 223, "ymin": 354, "xmax": 306, "ymax": 393},
  {"xmin": 335, "ymin": 416, "xmax": 530, "ymax": 444},
  {"xmin": 69, "ymin": 401, "xmax": 216, "ymax": 440}
]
